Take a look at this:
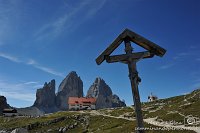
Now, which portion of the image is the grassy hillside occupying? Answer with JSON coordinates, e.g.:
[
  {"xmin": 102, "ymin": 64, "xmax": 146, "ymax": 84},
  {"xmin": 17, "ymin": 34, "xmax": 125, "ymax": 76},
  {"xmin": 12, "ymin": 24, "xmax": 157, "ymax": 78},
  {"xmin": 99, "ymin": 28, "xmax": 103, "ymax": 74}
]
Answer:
[
  {"xmin": 99, "ymin": 89, "xmax": 199, "ymax": 123},
  {"xmin": 0, "ymin": 89, "xmax": 199, "ymax": 133},
  {"xmin": 0, "ymin": 111, "xmax": 196, "ymax": 133}
]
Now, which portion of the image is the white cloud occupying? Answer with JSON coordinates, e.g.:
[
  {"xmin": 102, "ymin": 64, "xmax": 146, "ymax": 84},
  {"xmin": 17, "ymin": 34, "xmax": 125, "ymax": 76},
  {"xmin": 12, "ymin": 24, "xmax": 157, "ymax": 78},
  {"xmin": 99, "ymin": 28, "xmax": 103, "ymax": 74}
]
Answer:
[
  {"xmin": 23, "ymin": 81, "xmax": 38, "ymax": 85},
  {"xmin": 0, "ymin": 80, "xmax": 39, "ymax": 102},
  {"xmin": 190, "ymin": 78, "xmax": 200, "ymax": 89},
  {"xmin": 85, "ymin": 0, "xmax": 106, "ymax": 17},
  {"xmin": 33, "ymin": 84, "xmax": 43, "ymax": 89},
  {"xmin": 27, "ymin": 59, "xmax": 37, "ymax": 65},
  {"xmin": 181, "ymin": 92, "xmax": 190, "ymax": 95},
  {"xmin": 196, "ymin": 58, "xmax": 200, "ymax": 61},
  {"xmin": 34, "ymin": 64, "xmax": 64, "ymax": 77},
  {"xmin": 173, "ymin": 52, "xmax": 189, "ymax": 60},
  {"xmin": 26, "ymin": 59, "xmax": 64, "ymax": 77},
  {"xmin": 35, "ymin": 0, "xmax": 107, "ymax": 40},
  {"xmin": 192, "ymin": 82, "xmax": 200, "ymax": 89},
  {"xmin": 1, "ymin": 91, "xmax": 35, "ymax": 102},
  {"xmin": 0, "ymin": 52, "xmax": 64, "ymax": 77},
  {"xmin": 159, "ymin": 64, "xmax": 174, "ymax": 70},
  {"xmin": 0, "ymin": 52, "xmax": 21, "ymax": 63},
  {"xmin": 0, "ymin": 0, "xmax": 22, "ymax": 46}
]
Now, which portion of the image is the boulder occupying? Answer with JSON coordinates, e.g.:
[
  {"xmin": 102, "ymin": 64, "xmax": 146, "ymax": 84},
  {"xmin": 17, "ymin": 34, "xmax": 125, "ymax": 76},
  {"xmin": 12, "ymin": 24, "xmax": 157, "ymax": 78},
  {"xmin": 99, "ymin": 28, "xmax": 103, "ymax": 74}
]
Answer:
[
  {"xmin": 11, "ymin": 128, "xmax": 28, "ymax": 133},
  {"xmin": 56, "ymin": 71, "xmax": 83, "ymax": 110}
]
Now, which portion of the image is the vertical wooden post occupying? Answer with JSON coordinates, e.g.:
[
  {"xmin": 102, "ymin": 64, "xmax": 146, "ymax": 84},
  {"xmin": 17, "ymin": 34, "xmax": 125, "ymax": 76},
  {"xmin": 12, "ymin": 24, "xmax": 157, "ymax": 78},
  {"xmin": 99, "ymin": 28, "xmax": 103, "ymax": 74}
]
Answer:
[
  {"xmin": 96, "ymin": 29, "xmax": 166, "ymax": 132},
  {"xmin": 124, "ymin": 38, "xmax": 145, "ymax": 133}
]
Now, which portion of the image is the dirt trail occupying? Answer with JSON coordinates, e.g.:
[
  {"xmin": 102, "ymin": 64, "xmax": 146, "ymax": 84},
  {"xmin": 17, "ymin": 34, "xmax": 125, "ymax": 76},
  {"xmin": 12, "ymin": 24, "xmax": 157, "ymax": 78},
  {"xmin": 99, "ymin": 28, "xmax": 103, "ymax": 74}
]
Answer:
[
  {"xmin": 81, "ymin": 110, "xmax": 135, "ymax": 121},
  {"xmin": 144, "ymin": 117, "xmax": 200, "ymax": 133},
  {"xmin": 80, "ymin": 110, "xmax": 200, "ymax": 133}
]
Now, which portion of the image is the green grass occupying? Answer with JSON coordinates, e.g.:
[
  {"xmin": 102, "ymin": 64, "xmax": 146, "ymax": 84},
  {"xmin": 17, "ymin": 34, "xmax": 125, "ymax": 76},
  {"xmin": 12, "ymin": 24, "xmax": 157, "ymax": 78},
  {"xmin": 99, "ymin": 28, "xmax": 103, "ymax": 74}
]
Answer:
[
  {"xmin": 0, "ymin": 111, "xmax": 197, "ymax": 133},
  {"xmin": 156, "ymin": 113, "xmax": 185, "ymax": 125},
  {"xmin": 0, "ymin": 111, "xmax": 79, "ymax": 130},
  {"xmin": 88, "ymin": 115, "xmax": 135, "ymax": 132},
  {"xmin": 109, "ymin": 107, "xmax": 134, "ymax": 117}
]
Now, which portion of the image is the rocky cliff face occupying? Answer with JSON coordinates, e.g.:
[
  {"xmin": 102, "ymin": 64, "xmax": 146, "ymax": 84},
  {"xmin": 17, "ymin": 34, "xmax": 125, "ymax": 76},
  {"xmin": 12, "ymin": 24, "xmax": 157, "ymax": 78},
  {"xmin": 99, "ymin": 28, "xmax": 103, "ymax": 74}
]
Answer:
[
  {"xmin": 87, "ymin": 77, "xmax": 126, "ymax": 109},
  {"xmin": 111, "ymin": 94, "xmax": 126, "ymax": 107},
  {"xmin": 56, "ymin": 71, "xmax": 83, "ymax": 110},
  {"xmin": 32, "ymin": 72, "xmax": 124, "ymax": 113},
  {"xmin": 33, "ymin": 79, "xmax": 58, "ymax": 113},
  {"xmin": 0, "ymin": 96, "xmax": 10, "ymax": 114}
]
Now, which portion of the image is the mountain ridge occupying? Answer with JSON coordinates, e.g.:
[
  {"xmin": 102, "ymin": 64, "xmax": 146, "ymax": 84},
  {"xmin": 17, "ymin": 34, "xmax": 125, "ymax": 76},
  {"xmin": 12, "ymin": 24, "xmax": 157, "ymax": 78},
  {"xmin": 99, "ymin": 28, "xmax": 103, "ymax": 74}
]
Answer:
[{"xmin": 31, "ymin": 71, "xmax": 126, "ymax": 113}]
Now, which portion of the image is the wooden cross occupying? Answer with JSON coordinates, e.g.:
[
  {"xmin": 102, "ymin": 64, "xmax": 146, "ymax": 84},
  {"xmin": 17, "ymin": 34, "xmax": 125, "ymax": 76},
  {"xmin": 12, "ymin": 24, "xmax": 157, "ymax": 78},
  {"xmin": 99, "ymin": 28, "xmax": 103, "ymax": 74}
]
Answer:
[{"xmin": 96, "ymin": 29, "xmax": 166, "ymax": 133}]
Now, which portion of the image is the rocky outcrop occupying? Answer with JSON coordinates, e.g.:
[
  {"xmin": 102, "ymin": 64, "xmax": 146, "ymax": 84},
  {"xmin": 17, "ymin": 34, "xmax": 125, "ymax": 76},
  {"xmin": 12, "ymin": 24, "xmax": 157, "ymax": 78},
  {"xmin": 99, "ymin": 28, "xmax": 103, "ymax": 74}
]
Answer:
[
  {"xmin": 56, "ymin": 71, "xmax": 83, "ymax": 110},
  {"xmin": 111, "ymin": 94, "xmax": 126, "ymax": 107},
  {"xmin": 32, "ymin": 72, "xmax": 124, "ymax": 113},
  {"xmin": 11, "ymin": 128, "xmax": 28, "ymax": 133},
  {"xmin": 0, "ymin": 96, "xmax": 10, "ymax": 115},
  {"xmin": 33, "ymin": 80, "xmax": 58, "ymax": 113},
  {"xmin": 87, "ymin": 77, "xmax": 126, "ymax": 109}
]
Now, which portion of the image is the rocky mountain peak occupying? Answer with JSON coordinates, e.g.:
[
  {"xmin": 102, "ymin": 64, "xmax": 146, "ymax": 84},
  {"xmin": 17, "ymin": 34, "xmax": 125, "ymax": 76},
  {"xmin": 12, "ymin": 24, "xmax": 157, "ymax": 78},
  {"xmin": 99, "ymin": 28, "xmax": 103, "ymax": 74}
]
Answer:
[
  {"xmin": 87, "ymin": 77, "xmax": 112, "ymax": 98},
  {"xmin": 33, "ymin": 79, "xmax": 58, "ymax": 113},
  {"xmin": 32, "ymin": 72, "xmax": 125, "ymax": 113},
  {"xmin": 57, "ymin": 71, "xmax": 82, "ymax": 93},
  {"xmin": 56, "ymin": 71, "xmax": 83, "ymax": 110},
  {"xmin": 87, "ymin": 77, "xmax": 126, "ymax": 109}
]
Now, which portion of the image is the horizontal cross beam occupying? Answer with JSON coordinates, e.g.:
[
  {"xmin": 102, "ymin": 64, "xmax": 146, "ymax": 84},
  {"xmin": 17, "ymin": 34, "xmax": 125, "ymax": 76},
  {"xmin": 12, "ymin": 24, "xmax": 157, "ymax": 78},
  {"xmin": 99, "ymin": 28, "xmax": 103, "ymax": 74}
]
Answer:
[{"xmin": 105, "ymin": 51, "xmax": 154, "ymax": 63}]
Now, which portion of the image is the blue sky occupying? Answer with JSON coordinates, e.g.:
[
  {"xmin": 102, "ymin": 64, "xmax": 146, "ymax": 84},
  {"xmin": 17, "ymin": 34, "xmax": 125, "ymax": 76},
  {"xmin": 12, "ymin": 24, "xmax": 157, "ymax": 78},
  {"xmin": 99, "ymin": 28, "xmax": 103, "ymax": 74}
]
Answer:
[{"xmin": 0, "ymin": 0, "xmax": 200, "ymax": 107}]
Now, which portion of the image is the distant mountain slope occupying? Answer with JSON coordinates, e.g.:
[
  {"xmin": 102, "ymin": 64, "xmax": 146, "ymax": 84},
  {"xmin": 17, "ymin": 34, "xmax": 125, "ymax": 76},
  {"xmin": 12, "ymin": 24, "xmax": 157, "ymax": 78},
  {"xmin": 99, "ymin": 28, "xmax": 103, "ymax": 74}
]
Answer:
[{"xmin": 16, "ymin": 107, "xmax": 44, "ymax": 117}]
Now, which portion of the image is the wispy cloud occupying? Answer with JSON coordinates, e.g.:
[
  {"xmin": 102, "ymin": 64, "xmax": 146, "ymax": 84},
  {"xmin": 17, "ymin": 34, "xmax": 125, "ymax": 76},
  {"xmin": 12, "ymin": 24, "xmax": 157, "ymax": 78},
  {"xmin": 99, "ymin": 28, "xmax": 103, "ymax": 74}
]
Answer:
[
  {"xmin": 33, "ymin": 84, "xmax": 43, "ymax": 89},
  {"xmin": 85, "ymin": 0, "xmax": 107, "ymax": 17},
  {"xmin": 0, "ymin": 52, "xmax": 21, "ymax": 63},
  {"xmin": 0, "ymin": 52, "xmax": 64, "ymax": 77},
  {"xmin": 173, "ymin": 51, "xmax": 200, "ymax": 63},
  {"xmin": 35, "ymin": 0, "xmax": 106, "ymax": 40},
  {"xmin": 159, "ymin": 64, "xmax": 174, "ymax": 70},
  {"xmin": 192, "ymin": 82, "xmax": 200, "ymax": 89},
  {"xmin": 189, "ymin": 77, "xmax": 200, "ymax": 89},
  {"xmin": 196, "ymin": 58, "xmax": 200, "ymax": 61},
  {"xmin": 0, "ymin": 91, "xmax": 35, "ymax": 102},
  {"xmin": 173, "ymin": 52, "xmax": 191, "ymax": 60},
  {"xmin": 0, "ymin": 80, "xmax": 39, "ymax": 102},
  {"xmin": 26, "ymin": 59, "xmax": 64, "ymax": 77},
  {"xmin": 23, "ymin": 81, "xmax": 38, "ymax": 85},
  {"xmin": 0, "ymin": 0, "xmax": 22, "ymax": 46}
]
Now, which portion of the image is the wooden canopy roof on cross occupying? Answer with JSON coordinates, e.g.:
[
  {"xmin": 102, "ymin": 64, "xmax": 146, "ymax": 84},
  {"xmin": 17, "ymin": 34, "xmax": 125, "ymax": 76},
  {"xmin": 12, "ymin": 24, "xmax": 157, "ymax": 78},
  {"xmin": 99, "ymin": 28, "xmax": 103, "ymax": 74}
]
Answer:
[{"xmin": 96, "ymin": 29, "xmax": 166, "ymax": 65}]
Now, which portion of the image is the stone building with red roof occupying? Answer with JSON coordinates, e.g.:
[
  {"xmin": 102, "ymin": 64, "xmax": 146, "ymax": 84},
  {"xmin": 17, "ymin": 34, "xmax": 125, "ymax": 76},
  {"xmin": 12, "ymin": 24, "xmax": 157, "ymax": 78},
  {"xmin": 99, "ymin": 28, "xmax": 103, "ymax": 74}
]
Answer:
[{"xmin": 68, "ymin": 97, "xmax": 96, "ymax": 110}]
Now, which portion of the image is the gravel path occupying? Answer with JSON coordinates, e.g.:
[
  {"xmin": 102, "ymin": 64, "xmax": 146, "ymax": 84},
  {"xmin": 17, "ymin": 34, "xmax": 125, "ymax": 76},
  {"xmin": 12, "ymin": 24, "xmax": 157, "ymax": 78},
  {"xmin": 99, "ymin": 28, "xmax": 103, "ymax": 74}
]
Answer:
[
  {"xmin": 81, "ymin": 110, "xmax": 199, "ymax": 133},
  {"xmin": 144, "ymin": 117, "xmax": 200, "ymax": 133}
]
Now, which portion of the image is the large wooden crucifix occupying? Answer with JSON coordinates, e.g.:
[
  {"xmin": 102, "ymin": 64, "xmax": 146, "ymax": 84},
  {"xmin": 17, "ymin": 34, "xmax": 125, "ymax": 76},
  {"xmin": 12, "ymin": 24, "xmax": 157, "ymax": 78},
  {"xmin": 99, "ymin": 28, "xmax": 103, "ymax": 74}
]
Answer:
[{"xmin": 96, "ymin": 29, "xmax": 166, "ymax": 133}]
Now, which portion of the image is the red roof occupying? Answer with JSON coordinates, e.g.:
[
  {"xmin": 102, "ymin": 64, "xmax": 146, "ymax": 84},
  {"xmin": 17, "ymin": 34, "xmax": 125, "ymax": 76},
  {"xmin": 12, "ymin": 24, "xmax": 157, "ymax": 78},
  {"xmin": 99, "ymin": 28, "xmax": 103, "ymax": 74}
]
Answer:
[{"xmin": 68, "ymin": 97, "xmax": 96, "ymax": 104}]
